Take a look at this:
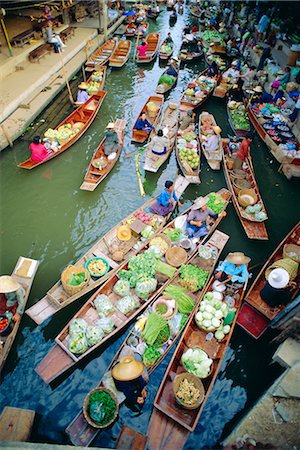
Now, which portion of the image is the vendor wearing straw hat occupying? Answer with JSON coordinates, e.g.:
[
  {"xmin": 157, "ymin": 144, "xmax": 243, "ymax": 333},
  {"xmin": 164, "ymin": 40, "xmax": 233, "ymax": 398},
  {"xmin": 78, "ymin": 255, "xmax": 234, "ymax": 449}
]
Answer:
[
  {"xmin": 112, "ymin": 355, "xmax": 147, "ymax": 406},
  {"xmin": 104, "ymin": 122, "xmax": 121, "ymax": 157},
  {"xmin": 76, "ymin": 83, "xmax": 90, "ymax": 104},
  {"xmin": 186, "ymin": 196, "xmax": 218, "ymax": 238},
  {"xmin": 0, "ymin": 276, "xmax": 25, "ymax": 323},
  {"xmin": 215, "ymin": 252, "xmax": 250, "ymax": 283},
  {"xmin": 260, "ymin": 268, "xmax": 297, "ymax": 308}
]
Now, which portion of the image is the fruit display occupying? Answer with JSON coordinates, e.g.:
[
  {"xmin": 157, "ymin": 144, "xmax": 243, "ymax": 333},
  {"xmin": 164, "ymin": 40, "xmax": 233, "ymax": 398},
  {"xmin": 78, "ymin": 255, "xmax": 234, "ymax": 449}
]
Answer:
[
  {"xmin": 44, "ymin": 123, "xmax": 84, "ymax": 144},
  {"xmin": 177, "ymin": 130, "xmax": 200, "ymax": 170},
  {"xmin": 91, "ymin": 71, "xmax": 104, "ymax": 82},
  {"xmin": 228, "ymin": 101, "xmax": 250, "ymax": 131},
  {"xmin": 87, "ymin": 81, "xmax": 101, "ymax": 94},
  {"xmin": 183, "ymin": 76, "xmax": 216, "ymax": 104}
]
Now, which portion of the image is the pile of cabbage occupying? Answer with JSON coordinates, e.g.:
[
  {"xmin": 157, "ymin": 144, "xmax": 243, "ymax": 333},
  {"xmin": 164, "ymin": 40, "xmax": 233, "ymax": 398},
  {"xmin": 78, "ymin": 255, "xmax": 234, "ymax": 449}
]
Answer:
[
  {"xmin": 44, "ymin": 123, "xmax": 83, "ymax": 144},
  {"xmin": 182, "ymin": 347, "xmax": 212, "ymax": 378},
  {"xmin": 158, "ymin": 74, "xmax": 176, "ymax": 86},
  {"xmin": 177, "ymin": 131, "xmax": 199, "ymax": 169},
  {"xmin": 68, "ymin": 315, "xmax": 114, "ymax": 355},
  {"xmin": 245, "ymin": 203, "xmax": 267, "ymax": 222},
  {"xmin": 195, "ymin": 292, "xmax": 236, "ymax": 341},
  {"xmin": 161, "ymin": 43, "xmax": 173, "ymax": 55}
]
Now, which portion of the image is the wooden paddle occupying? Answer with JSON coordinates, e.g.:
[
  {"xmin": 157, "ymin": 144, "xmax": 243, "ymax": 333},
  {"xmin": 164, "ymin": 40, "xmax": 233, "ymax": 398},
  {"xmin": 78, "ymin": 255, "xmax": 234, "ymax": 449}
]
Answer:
[{"xmin": 133, "ymin": 30, "xmax": 140, "ymax": 61}]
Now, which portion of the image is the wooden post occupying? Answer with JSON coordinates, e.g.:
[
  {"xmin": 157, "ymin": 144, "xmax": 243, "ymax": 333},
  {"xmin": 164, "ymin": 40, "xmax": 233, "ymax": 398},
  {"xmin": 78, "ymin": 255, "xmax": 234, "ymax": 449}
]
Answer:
[
  {"xmin": 1, "ymin": 124, "xmax": 13, "ymax": 147},
  {"xmin": 82, "ymin": 65, "xmax": 86, "ymax": 82},
  {"xmin": 99, "ymin": 0, "xmax": 108, "ymax": 40},
  {"xmin": 0, "ymin": 16, "xmax": 13, "ymax": 57},
  {"xmin": 58, "ymin": 48, "xmax": 74, "ymax": 105},
  {"xmin": 133, "ymin": 32, "xmax": 140, "ymax": 61}
]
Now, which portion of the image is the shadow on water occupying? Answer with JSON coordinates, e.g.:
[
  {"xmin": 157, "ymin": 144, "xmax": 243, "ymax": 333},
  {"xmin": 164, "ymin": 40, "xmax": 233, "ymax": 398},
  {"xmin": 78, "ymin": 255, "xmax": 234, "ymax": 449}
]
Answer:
[{"xmin": 0, "ymin": 5, "xmax": 299, "ymax": 449}]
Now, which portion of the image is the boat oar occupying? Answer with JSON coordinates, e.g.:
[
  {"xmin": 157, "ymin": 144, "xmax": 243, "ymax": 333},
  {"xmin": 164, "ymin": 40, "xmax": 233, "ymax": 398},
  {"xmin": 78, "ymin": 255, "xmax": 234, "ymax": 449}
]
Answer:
[
  {"xmin": 58, "ymin": 48, "xmax": 74, "ymax": 105},
  {"xmin": 135, "ymin": 151, "xmax": 145, "ymax": 196},
  {"xmin": 124, "ymin": 147, "xmax": 140, "ymax": 158},
  {"xmin": 133, "ymin": 31, "xmax": 140, "ymax": 61}
]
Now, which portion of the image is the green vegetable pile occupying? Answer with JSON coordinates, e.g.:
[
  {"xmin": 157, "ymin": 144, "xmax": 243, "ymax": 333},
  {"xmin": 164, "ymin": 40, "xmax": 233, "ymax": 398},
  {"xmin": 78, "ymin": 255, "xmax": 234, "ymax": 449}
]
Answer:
[
  {"xmin": 229, "ymin": 106, "xmax": 250, "ymax": 131},
  {"xmin": 179, "ymin": 264, "xmax": 209, "ymax": 292},
  {"xmin": 119, "ymin": 252, "xmax": 157, "ymax": 288},
  {"xmin": 164, "ymin": 284, "xmax": 195, "ymax": 314},
  {"xmin": 202, "ymin": 30, "xmax": 225, "ymax": 46},
  {"xmin": 206, "ymin": 192, "xmax": 226, "ymax": 214},
  {"xmin": 161, "ymin": 43, "xmax": 173, "ymax": 54},
  {"xmin": 159, "ymin": 74, "xmax": 176, "ymax": 86},
  {"xmin": 142, "ymin": 312, "xmax": 168, "ymax": 345},
  {"xmin": 142, "ymin": 346, "xmax": 161, "ymax": 366},
  {"xmin": 87, "ymin": 390, "xmax": 117, "ymax": 426},
  {"xmin": 153, "ymin": 324, "xmax": 170, "ymax": 346},
  {"xmin": 164, "ymin": 228, "xmax": 182, "ymax": 241},
  {"xmin": 68, "ymin": 272, "xmax": 86, "ymax": 286},
  {"xmin": 155, "ymin": 260, "xmax": 176, "ymax": 278}
]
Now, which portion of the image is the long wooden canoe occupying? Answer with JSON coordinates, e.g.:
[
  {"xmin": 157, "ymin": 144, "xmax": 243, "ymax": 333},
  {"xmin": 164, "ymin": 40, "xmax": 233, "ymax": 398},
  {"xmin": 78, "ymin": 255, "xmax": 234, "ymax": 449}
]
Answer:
[
  {"xmin": 159, "ymin": 41, "xmax": 174, "ymax": 60},
  {"xmin": 80, "ymin": 119, "xmax": 127, "ymax": 191},
  {"xmin": 35, "ymin": 188, "xmax": 230, "ymax": 384},
  {"xmin": 175, "ymin": 127, "xmax": 201, "ymax": 184},
  {"xmin": 226, "ymin": 103, "xmax": 250, "ymax": 138},
  {"xmin": 85, "ymin": 38, "xmax": 118, "ymax": 71},
  {"xmin": 136, "ymin": 33, "xmax": 160, "ymax": 64},
  {"xmin": 222, "ymin": 146, "xmax": 268, "ymax": 240},
  {"xmin": 125, "ymin": 23, "xmax": 137, "ymax": 38},
  {"xmin": 65, "ymin": 229, "xmax": 229, "ymax": 447},
  {"xmin": 109, "ymin": 40, "xmax": 132, "ymax": 67},
  {"xmin": 148, "ymin": 267, "xmax": 249, "ymax": 446},
  {"xmin": 237, "ymin": 222, "xmax": 300, "ymax": 338},
  {"xmin": 132, "ymin": 94, "xmax": 164, "ymax": 144},
  {"xmin": 17, "ymin": 92, "xmax": 107, "ymax": 170},
  {"xmin": 180, "ymin": 70, "xmax": 216, "ymax": 112},
  {"xmin": 0, "ymin": 257, "xmax": 39, "ymax": 374},
  {"xmin": 144, "ymin": 102, "xmax": 179, "ymax": 172},
  {"xmin": 199, "ymin": 111, "xmax": 222, "ymax": 170},
  {"xmin": 156, "ymin": 65, "xmax": 179, "ymax": 94},
  {"xmin": 26, "ymin": 177, "xmax": 188, "ymax": 326}
]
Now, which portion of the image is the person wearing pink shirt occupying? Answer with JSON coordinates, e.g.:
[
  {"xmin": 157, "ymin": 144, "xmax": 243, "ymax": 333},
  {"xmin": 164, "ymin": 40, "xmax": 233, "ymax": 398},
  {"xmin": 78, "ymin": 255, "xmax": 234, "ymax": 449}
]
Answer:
[
  {"xmin": 29, "ymin": 136, "xmax": 51, "ymax": 162},
  {"xmin": 136, "ymin": 41, "xmax": 148, "ymax": 57}
]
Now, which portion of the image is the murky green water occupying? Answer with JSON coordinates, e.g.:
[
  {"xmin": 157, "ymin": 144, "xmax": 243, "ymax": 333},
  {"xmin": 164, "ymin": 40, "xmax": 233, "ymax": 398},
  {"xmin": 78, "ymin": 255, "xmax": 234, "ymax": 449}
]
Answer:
[{"xmin": 0, "ymin": 8, "xmax": 299, "ymax": 449}]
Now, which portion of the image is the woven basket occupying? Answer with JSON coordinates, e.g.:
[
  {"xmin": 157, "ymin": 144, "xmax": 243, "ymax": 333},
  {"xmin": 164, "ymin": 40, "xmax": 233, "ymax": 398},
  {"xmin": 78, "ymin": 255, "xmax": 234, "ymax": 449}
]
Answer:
[
  {"xmin": 283, "ymin": 244, "xmax": 300, "ymax": 263},
  {"xmin": 265, "ymin": 258, "xmax": 299, "ymax": 281},
  {"xmin": 61, "ymin": 265, "xmax": 90, "ymax": 296},
  {"xmin": 83, "ymin": 387, "xmax": 119, "ymax": 429},
  {"xmin": 150, "ymin": 234, "xmax": 172, "ymax": 255},
  {"xmin": 165, "ymin": 246, "xmax": 188, "ymax": 267},
  {"xmin": 173, "ymin": 372, "xmax": 205, "ymax": 410}
]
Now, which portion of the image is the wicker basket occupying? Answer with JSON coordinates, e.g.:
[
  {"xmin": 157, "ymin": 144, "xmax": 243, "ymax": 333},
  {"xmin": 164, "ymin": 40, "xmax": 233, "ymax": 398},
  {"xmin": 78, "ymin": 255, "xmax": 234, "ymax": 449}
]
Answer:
[
  {"xmin": 150, "ymin": 234, "xmax": 172, "ymax": 255},
  {"xmin": 265, "ymin": 258, "xmax": 299, "ymax": 281},
  {"xmin": 83, "ymin": 387, "xmax": 119, "ymax": 429},
  {"xmin": 173, "ymin": 372, "xmax": 205, "ymax": 410},
  {"xmin": 283, "ymin": 244, "xmax": 300, "ymax": 263},
  {"xmin": 165, "ymin": 246, "xmax": 188, "ymax": 267},
  {"xmin": 61, "ymin": 265, "xmax": 90, "ymax": 296},
  {"xmin": 238, "ymin": 189, "xmax": 258, "ymax": 207},
  {"xmin": 231, "ymin": 177, "xmax": 251, "ymax": 195}
]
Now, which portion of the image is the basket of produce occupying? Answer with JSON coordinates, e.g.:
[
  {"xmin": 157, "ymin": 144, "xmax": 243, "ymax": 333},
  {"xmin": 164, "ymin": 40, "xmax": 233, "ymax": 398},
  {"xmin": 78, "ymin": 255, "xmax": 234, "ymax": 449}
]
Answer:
[
  {"xmin": 92, "ymin": 157, "xmax": 108, "ymax": 170},
  {"xmin": 173, "ymin": 372, "xmax": 205, "ymax": 410},
  {"xmin": 0, "ymin": 314, "xmax": 13, "ymax": 336},
  {"xmin": 153, "ymin": 297, "xmax": 178, "ymax": 319},
  {"xmin": 149, "ymin": 234, "xmax": 171, "ymax": 254},
  {"xmin": 232, "ymin": 177, "xmax": 251, "ymax": 195},
  {"xmin": 61, "ymin": 265, "xmax": 91, "ymax": 296},
  {"xmin": 238, "ymin": 189, "xmax": 258, "ymax": 207},
  {"xmin": 146, "ymin": 101, "xmax": 159, "ymax": 118},
  {"xmin": 179, "ymin": 264, "xmax": 210, "ymax": 292},
  {"xmin": 165, "ymin": 246, "xmax": 188, "ymax": 267},
  {"xmin": 83, "ymin": 387, "xmax": 119, "ymax": 429},
  {"xmin": 181, "ymin": 347, "xmax": 213, "ymax": 379},
  {"xmin": 283, "ymin": 244, "xmax": 300, "ymax": 263},
  {"xmin": 231, "ymin": 168, "xmax": 247, "ymax": 179},
  {"xmin": 85, "ymin": 257, "xmax": 110, "ymax": 278}
]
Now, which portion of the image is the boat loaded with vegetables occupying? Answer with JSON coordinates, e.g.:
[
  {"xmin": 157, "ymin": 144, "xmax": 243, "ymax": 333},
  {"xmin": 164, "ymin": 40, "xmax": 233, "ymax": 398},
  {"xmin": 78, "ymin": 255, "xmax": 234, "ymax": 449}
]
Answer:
[
  {"xmin": 35, "ymin": 189, "xmax": 231, "ymax": 384},
  {"xmin": 147, "ymin": 252, "xmax": 250, "ymax": 448},
  {"xmin": 175, "ymin": 128, "xmax": 201, "ymax": 183},
  {"xmin": 76, "ymin": 67, "xmax": 106, "ymax": 101},
  {"xmin": 156, "ymin": 70, "xmax": 179, "ymax": 95},
  {"xmin": 201, "ymin": 29, "xmax": 226, "ymax": 53},
  {"xmin": 222, "ymin": 142, "xmax": 268, "ymax": 240},
  {"xmin": 227, "ymin": 101, "xmax": 251, "ymax": 138},
  {"xmin": 65, "ymin": 230, "xmax": 229, "ymax": 447},
  {"xmin": 159, "ymin": 41, "xmax": 174, "ymax": 60},
  {"xmin": 26, "ymin": 177, "xmax": 187, "ymax": 326},
  {"xmin": 204, "ymin": 53, "xmax": 227, "ymax": 72},
  {"xmin": 180, "ymin": 70, "xmax": 216, "ymax": 112}
]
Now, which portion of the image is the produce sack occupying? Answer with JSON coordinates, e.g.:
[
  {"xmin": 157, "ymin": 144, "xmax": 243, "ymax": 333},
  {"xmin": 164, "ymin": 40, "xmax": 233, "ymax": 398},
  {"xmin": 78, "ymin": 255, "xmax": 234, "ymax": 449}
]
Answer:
[
  {"xmin": 69, "ymin": 334, "xmax": 89, "ymax": 354},
  {"xmin": 159, "ymin": 74, "xmax": 176, "ymax": 85},
  {"xmin": 135, "ymin": 277, "xmax": 157, "ymax": 299},
  {"xmin": 94, "ymin": 294, "xmax": 116, "ymax": 316},
  {"xmin": 86, "ymin": 325, "xmax": 104, "ymax": 347},
  {"xmin": 113, "ymin": 279, "xmax": 131, "ymax": 297},
  {"xmin": 116, "ymin": 295, "xmax": 139, "ymax": 315},
  {"xmin": 69, "ymin": 318, "xmax": 88, "ymax": 338},
  {"xmin": 97, "ymin": 316, "xmax": 115, "ymax": 334},
  {"xmin": 146, "ymin": 101, "xmax": 159, "ymax": 118}
]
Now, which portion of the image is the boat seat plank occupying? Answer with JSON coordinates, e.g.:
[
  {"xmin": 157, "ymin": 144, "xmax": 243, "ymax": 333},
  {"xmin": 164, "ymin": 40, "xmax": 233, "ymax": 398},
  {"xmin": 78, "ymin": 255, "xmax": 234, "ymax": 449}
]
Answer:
[
  {"xmin": 0, "ymin": 406, "xmax": 35, "ymax": 442},
  {"xmin": 26, "ymin": 297, "xmax": 60, "ymax": 325},
  {"xmin": 35, "ymin": 345, "xmax": 74, "ymax": 384},
  {"xmin": 237, "ymin": 303, "xmax": 270, "ymax": 339},
  {"xmin": 116, "ymin": 426, "xmax": 147, "ymax": 450},
  {"xmin": 147, "ymin": 409, "xmax": 188, "ymax": 450},
  {"xmin": 65, "ymin": 412, "xmax": 95, "ymax": 447}
]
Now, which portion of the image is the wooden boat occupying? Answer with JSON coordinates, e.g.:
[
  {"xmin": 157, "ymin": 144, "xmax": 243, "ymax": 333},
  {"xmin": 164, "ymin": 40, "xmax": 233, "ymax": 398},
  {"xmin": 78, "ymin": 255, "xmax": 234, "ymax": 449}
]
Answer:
[
  {"xmin": 125, "ymin": 23, "xmax": 137, "ymax": 38},
  {"xmin": 0, "ymin": 257, "xmax": 39, "ymax": 374},
  {"xmin": 222, "ymin": 145, "xmax": 268, "ymax": 240},
  {"xmin": 237, "ymin": 222, "xmax": 300, "ymax": 338},
  {"xmin": 189, "ymin": 4, "xmax": 201, "ymax": 17},
  {"xmin": 148, "ymin": 264, "xmax": 249, "ymax": 445},
  {"xmin": 80, "ymin": 119, "xmax": 127, "ymax": 191},
  {"xmin": 156, "ymin": 65, "xmax": 179, "ymax": 94},
  {"xmin": 132, "ymin": 94, "xmax": 164, "ymax": 144},
  {"xmin": 159, "ymin": 42, "xmax": 174, "ymax": 60},
  {"xmin": 26, "ymin": 177, "xmax": 188, "ymax": 326},
  {"xmin": 226, "ymin": 102, "xmax": 251, "ymax": 138},
  {"xmin": 85, "ymin": 38, "xmax": 118, "ymax": 71},
  {"xmin": 247, "ymin": 104, "xmax": 300, "ymax": 166},
  {"xmin": 179, "ymin": 40, "xmax": 203, "ymax": 64},
  {"xmin": 17, "ymin": 92, "xmax": 107, "ymax": 170},
  {"xmin": 35, "ymin": 187, "xmax": 230, "ymax": 385},
  {"xmin": 136, "ymin": 33, "xmax": 160, "ymax": 64},
  {"xmin": 109, "ymin": 40, "xmax": 132, "ymax": 67},
  {"xmin": 114, "ymin": 24, "xmax": 127, "ymax": 36},
  {"xmin": 204, "ymin": 50, "xmax": 227, "ymax": 69},
  {"xmin": 180, "ymin": 70, "xmax": 216, "ymax": 112},
  {"xmin": 147, "ymin": 8, "xmax": 161, "ymax": 19},
  {"xmin": 198, "ymin": 111, "xmax": 223, "ymax": 170},
  {"xmin": 116, "ymin": 426, "xmax": 147, "ymax": 450},
  {"xmin": 144, "ymin": 102, "xmax": 179, "ymax": 172},
  {"xmin": 175, "ymin": 127, "xmax": 201, "ymax": 184},
  {"xmin": 65, "ymin": 229, "xmax": 229, "ymax": 447}
]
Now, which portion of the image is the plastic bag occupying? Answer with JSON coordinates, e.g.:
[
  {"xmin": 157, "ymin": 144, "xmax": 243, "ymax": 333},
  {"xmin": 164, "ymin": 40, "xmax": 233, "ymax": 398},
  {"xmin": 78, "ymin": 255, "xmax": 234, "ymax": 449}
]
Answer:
[
  {"xmin": 94, "ymin": 294, "xmax": 116, "ymax": 316},
  {"xmin": 135, "ymin": 278, "xmax": 157, "ymax": 299},
  {"xmin": 113, "ymin": 279, "xmax": 131, "ymax": 297},
  {"xmin": 69, "ymin": 334, "xmax": 89, "ymax": 354},
  {"xmin": 116, "ymin": 295, "xmax": 140, "ymax": 315},
  {"xmin": 168, "ymin": 313, "xmax": 183, "ymax": 336},
  {"xmin": 86, "ymin": 325, "xmax": 104, "ymax": 347},
  {"xmin": 69, "ymin": 318, "xmax": 88, "ymax": 338},
  {"xmin": 96, "ymin": 316, "xmax": 115, "ymax": 334}
]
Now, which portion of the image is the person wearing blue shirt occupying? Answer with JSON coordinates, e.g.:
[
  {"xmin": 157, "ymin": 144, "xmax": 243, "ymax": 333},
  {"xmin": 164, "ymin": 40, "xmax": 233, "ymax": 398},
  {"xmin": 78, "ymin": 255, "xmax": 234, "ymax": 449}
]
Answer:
[
  {"xmin": 215, "ymin": 252, "xmax": 250, "ymax": 283},
  {"xmin": 150, "ymin": 180, "xmax": 182, "ymax": 216},
  {"xmin": 135, "ymin": 113, "xmax": 154, "ymax": 131}
]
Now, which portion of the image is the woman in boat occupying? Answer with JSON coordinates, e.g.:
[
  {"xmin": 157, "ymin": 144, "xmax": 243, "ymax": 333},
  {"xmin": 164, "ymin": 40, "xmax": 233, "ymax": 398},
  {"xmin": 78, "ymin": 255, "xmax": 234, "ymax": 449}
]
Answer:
[
  {"xmin": 0, "ymin": 276, "xmax": 25, "ymax": 323},
  {"xmin": 29, "ymin": 136, "xmax": 52, "ymax": 163},
  {"xmin": 201, "ymin": 128, "xmax": 220, "ymax": 153},
  {"xmin": 137, "ymin": 23, "xmax": 147, "ymax": 37},
  {"xmin": 104, "ymin": 122, "xmax": 121, "ymax": 156},
  {"xmin": 135, "ymin": 112, "xmax": 154, "ymax": 132},
  {"xmin": 215, "ymin": 252, "xmax": 250, "ymax": 283},
  {"xmin": 228, "ymin": 83, "xmax": 244, "ymax": 103},
  {"xmin": 150, "ymin": 180, "xmax": 182, "ymax": 216},
  {"xmin": 207, "ymin": 60, "xmax": 219, "ymax": 78},
  {"xmin": 233, "ymin": 133, "xmax": 253, "ymax": 169},
  {"xmin": 166, "ymin": 57, "xmax": 179, "ymax": 76},
  {"xmin": 260, "ymin": 268, "xmax": 297, "ymax": 308},
  {"xmin": 136, "ymin": 40, "xmax": 148, "ymax": 58},
  {"xmin": 186, "ymin": 197, "xmax": 218, "ymax": 238},
  {"xmin": 148, "ymin": 129, "xmax": 169, "ymax": 155},
  {"xmin": 178, "ymin": 110, "xmax": 195, "ymax": 134},
  {"xmin": 76, "ymin": 83, "xmax": 90, "ymax": 104}
]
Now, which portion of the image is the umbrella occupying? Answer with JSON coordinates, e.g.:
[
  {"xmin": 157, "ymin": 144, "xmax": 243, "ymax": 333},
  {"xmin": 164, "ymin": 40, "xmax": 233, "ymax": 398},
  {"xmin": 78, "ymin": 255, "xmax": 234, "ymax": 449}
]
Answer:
[{"xmin": 123, "ymin": 11, "xmax": 136, "ymax": 16}]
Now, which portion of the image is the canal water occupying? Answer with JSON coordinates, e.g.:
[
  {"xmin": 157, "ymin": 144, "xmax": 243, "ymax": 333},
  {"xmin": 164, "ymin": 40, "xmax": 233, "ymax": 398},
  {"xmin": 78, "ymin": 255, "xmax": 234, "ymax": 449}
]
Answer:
[{"xmin": 0, "ymin": 8, "xmax": 299, "ymax": 449}]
